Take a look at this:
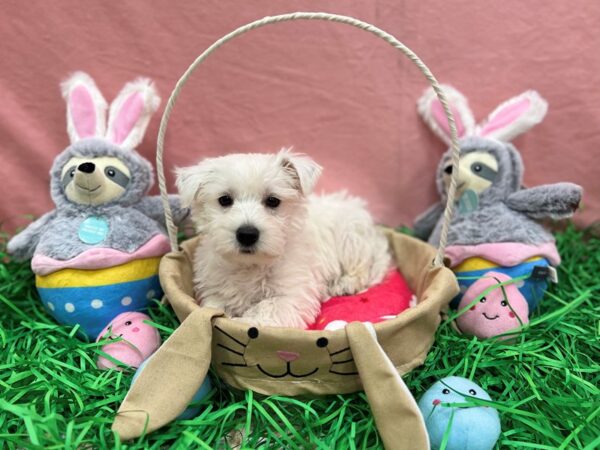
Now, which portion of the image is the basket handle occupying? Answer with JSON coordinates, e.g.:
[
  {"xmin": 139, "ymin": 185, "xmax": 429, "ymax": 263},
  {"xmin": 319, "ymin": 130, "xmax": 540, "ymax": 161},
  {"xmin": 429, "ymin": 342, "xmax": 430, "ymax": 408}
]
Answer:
[{"xmin": 156, "ymin": 12, "xmax": 460, "ymax": 267}]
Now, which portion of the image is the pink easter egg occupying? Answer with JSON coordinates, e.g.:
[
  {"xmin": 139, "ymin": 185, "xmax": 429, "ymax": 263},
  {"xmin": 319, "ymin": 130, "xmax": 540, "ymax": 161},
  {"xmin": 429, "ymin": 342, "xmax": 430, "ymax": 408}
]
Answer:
[
  {"xmin": 456, "ymin": 271, "xmax": 529, "ymax": 340},
  {"xmin": 96, "ymin": 311, "xmax": 161, "ymax": 370}
]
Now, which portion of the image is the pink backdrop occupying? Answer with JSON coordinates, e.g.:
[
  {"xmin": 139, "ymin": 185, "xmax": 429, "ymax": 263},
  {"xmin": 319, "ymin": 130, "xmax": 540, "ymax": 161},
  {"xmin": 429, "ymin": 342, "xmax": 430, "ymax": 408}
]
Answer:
[{"xmin": 2, "ymin": 0, "xmax": 599, "ymax": 234}]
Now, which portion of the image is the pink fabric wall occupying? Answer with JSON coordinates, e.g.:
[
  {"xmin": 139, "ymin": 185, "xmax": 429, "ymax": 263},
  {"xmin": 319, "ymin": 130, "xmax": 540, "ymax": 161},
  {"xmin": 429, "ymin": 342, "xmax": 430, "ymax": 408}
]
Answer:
[{"xmin": 1, "ymin": 0, "xmax": 599, "ymax": 234}]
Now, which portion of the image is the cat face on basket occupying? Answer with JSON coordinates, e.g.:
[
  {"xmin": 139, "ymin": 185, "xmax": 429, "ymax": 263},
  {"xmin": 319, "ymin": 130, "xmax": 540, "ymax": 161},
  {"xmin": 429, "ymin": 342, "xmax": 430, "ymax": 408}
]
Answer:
[{"xmin": 214, "ymin": 325, "xmax": 358, "ymax": 379}]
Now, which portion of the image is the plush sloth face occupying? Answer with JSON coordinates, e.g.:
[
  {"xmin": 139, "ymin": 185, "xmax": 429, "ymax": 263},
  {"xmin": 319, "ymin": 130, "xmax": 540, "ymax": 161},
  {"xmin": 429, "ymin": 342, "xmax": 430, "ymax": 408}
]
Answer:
[
  {"xmin": 61, "ymin": 156, "xmax": 131, "ymax": 205},
  {"xmin": 442, "ymin": 150, "xmax": 498, "ymax": 197}
]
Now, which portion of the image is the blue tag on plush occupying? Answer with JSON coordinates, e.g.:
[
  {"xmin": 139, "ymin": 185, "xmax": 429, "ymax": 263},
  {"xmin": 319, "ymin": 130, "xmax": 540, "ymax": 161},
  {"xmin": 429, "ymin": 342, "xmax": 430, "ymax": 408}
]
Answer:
[
  {"xmin": 78, "ymin": 216, "xmax": 109, "ymax": 244},
  {"xmin": 458, "ymin": 189, "xmax": 479, "ymax": 215}
]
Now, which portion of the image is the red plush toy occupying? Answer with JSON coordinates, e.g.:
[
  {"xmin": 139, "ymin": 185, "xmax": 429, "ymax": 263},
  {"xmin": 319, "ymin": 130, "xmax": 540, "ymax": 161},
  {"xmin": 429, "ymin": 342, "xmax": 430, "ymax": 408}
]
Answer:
[{"xmin": 309, "ymin": 269, "xmax": 415, "ymax": 330}]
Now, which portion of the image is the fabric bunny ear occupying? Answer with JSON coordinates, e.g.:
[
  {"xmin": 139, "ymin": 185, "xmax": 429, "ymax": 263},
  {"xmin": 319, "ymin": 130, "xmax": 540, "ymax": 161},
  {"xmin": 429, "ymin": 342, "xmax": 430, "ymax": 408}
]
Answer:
[
  {"xmin": 61, "ymin": 72, "xmax": 108, "ymax": 144},
  {"xmin": 417, "ymin": 84, "xmax": 476, "ymax": 146},
  {"xmin": 477, "ymin": 90, "xmax": 548, "ymax": 142},
  {"xmin": 105, "ymin": 78, "xmax": 160, "ymax": 149}
]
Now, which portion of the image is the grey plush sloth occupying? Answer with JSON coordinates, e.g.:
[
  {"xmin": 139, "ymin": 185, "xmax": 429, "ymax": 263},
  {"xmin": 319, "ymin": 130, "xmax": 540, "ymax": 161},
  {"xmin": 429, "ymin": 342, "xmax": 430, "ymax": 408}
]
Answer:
[
  {"xmin": 414, "ymin": 85, "xmax": 582, "ymax": 314},
  {"xmin": 8, "ymin": 138, "xmax": 184, "ymax": 262},
  {"xmin": 414, "ymin": 136, "xmax": 581, "ymax": 247},
  {"xmin": 415, "ymin": 85, "xmax": 582, "ymax": 247},
  {"xmin": 7, "ymin": 72, "xmax": 187, "ymax": 354},
  {"xmin": 8, "ymin": 73, "xmax": 187, "ymax": 263}
]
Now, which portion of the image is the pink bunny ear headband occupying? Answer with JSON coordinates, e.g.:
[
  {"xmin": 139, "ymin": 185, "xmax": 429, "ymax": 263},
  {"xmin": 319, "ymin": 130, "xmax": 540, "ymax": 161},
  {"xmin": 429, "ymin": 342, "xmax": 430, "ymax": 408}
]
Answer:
[
  {"xmin": 61, "ymin": 72, "xmax": 161, "ymax": 149},
  {"xmin": 417, "ymin": 84, "xmax": 548, "ymax": 146}
]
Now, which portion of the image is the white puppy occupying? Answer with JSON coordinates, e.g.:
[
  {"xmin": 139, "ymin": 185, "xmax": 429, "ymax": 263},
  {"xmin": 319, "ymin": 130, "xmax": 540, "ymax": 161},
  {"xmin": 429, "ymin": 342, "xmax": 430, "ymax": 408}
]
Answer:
[{"xmin": 176, "ymin": 149, "xmax": 391, "ymax": 328}]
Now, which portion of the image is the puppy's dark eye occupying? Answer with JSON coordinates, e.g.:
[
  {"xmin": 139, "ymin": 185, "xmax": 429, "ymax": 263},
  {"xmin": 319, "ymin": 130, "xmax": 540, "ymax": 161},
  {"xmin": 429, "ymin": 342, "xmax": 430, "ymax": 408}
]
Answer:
[
  {"xmin": 107, "ymin": 169, "xmax": 116, "ymax": 177},
  {"xmin": 442, "ymin": 388, "xmax": 450, "ymax": 395},
  {"xmin": 480, "ymin": 297, "xmax": 487, "ymax": 303},
  {"xmin": 469, "ymin": 389, "xmax": 477, "ymax": 395},
  {"xmin": 124, "ymin": 321, "xmax": 132, "ymax": 326},
  {"xmin": 265, "ymin": 196, "xmax": 281, "ymax": 208},
  {"xmin": 444, "ymin": 165, "xmax": 453, "ymax": 175},
  {"xmin": 501, "ymin": 300, "xmax": 508, "ymax": 307},
  {"xmin": 218, "ymin": 195, "xmax": 233, "ymax": 207},
  {"xmin": 247, "ymin": 327, "xmax": 259, "ymax": 339},
  {"xmin": 69, "ymin": 168, "xmax": 75, "ymax": 177},
  {"xmin": 316, "ymin": 337, "xmax": 328, "ymax": 348},
  {"xmin": 473, "ymin": 164, "xmax": 482, "ymax": 173}
]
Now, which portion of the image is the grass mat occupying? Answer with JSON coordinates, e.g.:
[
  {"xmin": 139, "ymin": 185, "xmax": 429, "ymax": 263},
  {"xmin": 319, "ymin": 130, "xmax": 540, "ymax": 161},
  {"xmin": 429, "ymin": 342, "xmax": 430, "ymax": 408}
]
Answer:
[{"xmin": 0, "ymin": 225, "xmax": 598, "ymax": 449}]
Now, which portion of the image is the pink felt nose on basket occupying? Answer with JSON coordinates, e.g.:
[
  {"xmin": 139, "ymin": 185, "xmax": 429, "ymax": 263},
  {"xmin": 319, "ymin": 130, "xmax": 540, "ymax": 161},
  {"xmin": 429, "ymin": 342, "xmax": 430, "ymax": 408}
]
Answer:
[{"xmin": 277, "ymin": 351, "xmax": 300, "ymax": 362}]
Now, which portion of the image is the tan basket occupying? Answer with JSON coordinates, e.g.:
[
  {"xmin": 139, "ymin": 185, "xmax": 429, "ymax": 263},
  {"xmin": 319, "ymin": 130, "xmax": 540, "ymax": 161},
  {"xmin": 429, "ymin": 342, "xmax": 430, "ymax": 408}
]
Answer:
[{"xmin": 112, "ymin": 13, "xmax": 462, "ymax": 450}]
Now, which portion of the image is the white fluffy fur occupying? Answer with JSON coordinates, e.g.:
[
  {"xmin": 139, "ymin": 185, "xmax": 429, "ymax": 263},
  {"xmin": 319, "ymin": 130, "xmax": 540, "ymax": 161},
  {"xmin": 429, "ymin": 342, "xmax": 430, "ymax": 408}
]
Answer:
[{"xmin": 176, "ymin": 149, "xmax": 391, "ymax": 329}]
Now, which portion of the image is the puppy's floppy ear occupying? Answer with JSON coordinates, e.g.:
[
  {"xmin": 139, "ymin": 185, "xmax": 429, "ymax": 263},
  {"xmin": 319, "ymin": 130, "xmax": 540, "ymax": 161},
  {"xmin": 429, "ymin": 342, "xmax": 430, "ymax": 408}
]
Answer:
[
  {"xmin": 279, "ymin": 149, "xmax": 322, "ymax": 195},
  {"xmin": 175, "ymin": 164, "xmax": 208, "ymax": 208}
]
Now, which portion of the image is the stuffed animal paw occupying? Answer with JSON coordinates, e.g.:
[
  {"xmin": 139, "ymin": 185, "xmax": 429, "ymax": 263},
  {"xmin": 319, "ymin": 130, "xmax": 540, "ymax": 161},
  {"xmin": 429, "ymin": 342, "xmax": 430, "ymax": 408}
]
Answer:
[{"xmin": 456, "ymin": 272, "xmax": 529, "ymax": 340}]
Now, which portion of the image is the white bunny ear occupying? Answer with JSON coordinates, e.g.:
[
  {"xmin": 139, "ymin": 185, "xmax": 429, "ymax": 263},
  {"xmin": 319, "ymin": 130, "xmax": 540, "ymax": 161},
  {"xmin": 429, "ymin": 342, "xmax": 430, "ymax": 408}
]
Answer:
[
  {"xmin": 61, "ymin": 72, "xmax": 108, "ymax": 144},
  {"xmin": 477, "ymin": 90, "xmax": 548, "ymax": 142},
  {"xmin": 105, "ymin": 78, "xmax": 160, "ymax": 149},
  {"xmin": 277, "ymin": 148, "xmax": 322, "ymax": 195},
  {"xmin": 417, "ymin": 84, "xmax": 476, "ymax": 146}
]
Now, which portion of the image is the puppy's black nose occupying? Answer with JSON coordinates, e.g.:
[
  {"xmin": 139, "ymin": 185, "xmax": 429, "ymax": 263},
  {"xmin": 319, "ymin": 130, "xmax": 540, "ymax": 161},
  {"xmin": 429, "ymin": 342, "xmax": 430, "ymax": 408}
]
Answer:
[
  {"xmin": 236, "ymin": 225, "xmax": 260, "ymax": 247},
  {"xmin": 78, "ymin": 162, "xmax": 95, "ymax": 173}
]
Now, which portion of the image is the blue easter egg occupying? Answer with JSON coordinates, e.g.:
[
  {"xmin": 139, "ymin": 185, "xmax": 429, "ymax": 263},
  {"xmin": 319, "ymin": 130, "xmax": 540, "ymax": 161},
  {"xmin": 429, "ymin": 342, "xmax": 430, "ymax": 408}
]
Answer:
[
  {"xmin": 418, "ymin": 376, "xmax": 501, "ymax": 450},
  {"xmin": 132, "ymin": 358, "xmax": 212, "ymax": 420}
]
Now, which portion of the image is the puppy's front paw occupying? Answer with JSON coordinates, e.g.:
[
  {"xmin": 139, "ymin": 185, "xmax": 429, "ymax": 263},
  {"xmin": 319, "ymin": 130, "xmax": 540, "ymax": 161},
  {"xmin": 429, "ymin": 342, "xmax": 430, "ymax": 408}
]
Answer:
[
  {"xmin": 240, "ymin": 298, "xmax": 307, "ymax": 328},
  {"xmin": 328, "ymin": 274, "xmax": 369, "ymax": 297}
]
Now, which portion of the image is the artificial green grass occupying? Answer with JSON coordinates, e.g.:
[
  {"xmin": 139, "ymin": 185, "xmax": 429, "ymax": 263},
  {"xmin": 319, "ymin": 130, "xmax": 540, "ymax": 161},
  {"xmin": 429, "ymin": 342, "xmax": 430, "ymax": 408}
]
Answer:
[{"xmin": 1, "ymin": 225, "xmax": 598, "ymax": 449}]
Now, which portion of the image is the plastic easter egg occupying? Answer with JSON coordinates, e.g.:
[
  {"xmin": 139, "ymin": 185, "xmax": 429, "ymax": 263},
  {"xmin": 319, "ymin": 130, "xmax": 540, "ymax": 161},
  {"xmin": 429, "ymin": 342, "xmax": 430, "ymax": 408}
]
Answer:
[
  {"xmin": 96, "ymin": 311, "xmax": 161, "ymax": 370},
  {"xmin": 456, "ymin": 271, "xmax": 529, "ymax": 340},
  {"xmin": 132, "ymin": 358, "xmax": 213, "ymax": 419},
  {"xmin": 418, "ymin": 376, "xmax": 501, "ymax": 450},
  {"xmin": 35, "ymin": 257, "xmax": 162, "ymax": 338}
]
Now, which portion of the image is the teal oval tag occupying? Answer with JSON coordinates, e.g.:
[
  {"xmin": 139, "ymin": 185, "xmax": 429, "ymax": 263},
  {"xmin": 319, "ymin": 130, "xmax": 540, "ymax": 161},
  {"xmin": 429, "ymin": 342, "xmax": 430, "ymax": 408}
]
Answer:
[
  {"xmin": 78, "ymin": 216, "xmax": 109, "ymax": 244},
  {"xmin": 458, "ymin": 189, "xmax": 479, "ymax": 215}
]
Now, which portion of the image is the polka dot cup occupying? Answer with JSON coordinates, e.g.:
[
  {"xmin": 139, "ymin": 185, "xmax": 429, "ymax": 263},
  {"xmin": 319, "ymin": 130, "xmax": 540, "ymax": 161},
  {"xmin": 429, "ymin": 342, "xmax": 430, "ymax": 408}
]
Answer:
[{"xmin": 35, "ymin": 257, "xmax": 162, "ymax": 339}]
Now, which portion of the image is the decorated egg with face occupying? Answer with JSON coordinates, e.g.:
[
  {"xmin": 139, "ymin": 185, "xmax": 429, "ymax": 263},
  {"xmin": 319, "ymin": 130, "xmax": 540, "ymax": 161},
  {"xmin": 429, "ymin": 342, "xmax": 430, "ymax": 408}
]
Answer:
[
  {"xmin": 96, "ymin": 311, "xmax": 161, "ymax": 370},
  {"xmin": 456, "ymin": 271, "xmax": 529, "ymax": 340},
  {"xmin": 418, "ymin": 376, "xmax": 501, "ymax": 450}
]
